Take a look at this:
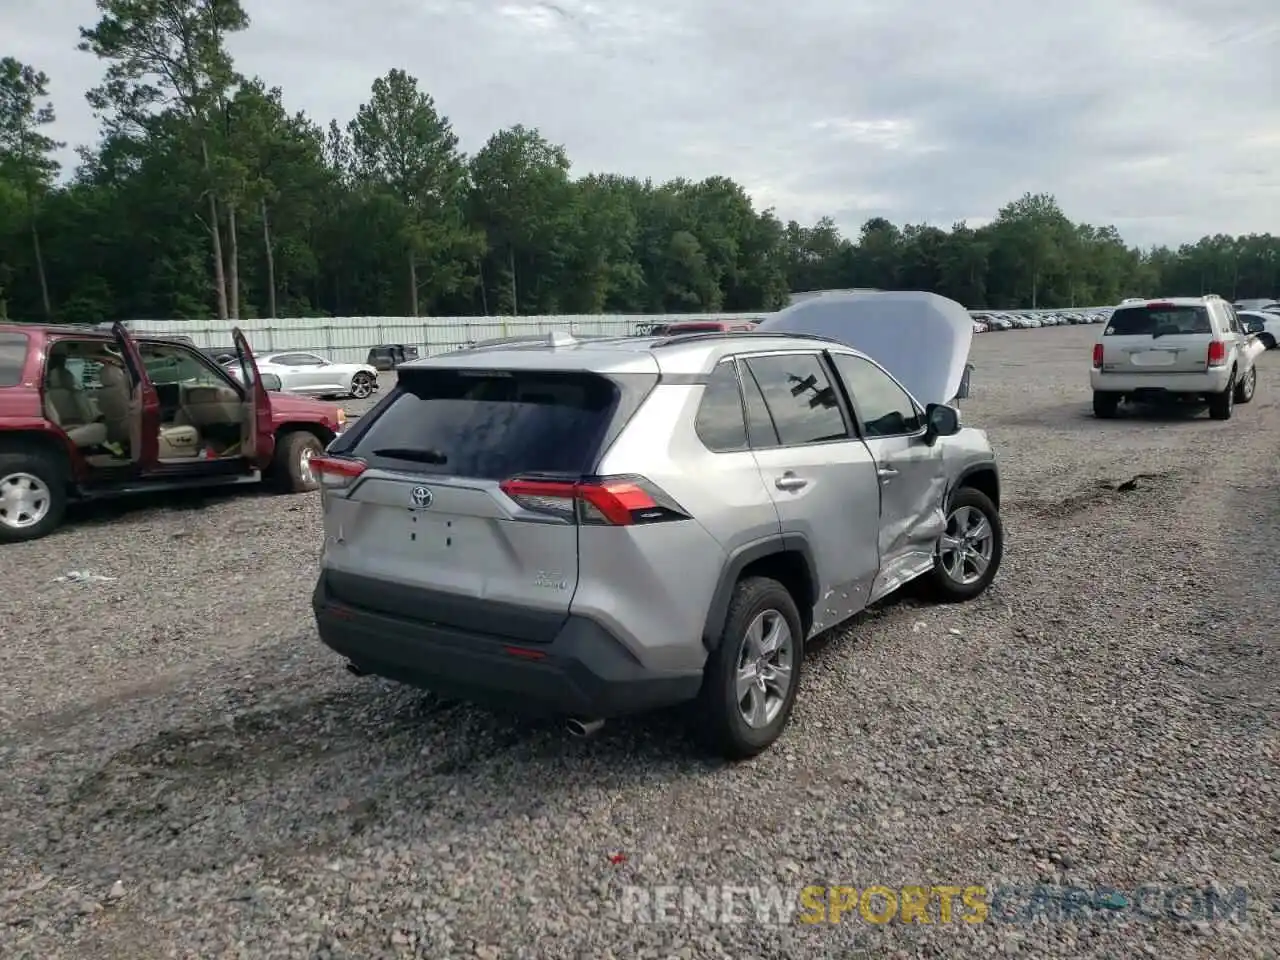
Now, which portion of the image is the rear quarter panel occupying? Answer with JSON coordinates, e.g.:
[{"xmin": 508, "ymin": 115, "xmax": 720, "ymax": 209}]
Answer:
[
  {"xmin": 584, "ymin": 382, "xmax": 779, "ymax": 673},
  {"xmin": 0, "ymin": 333, "xmax": 85, "ymax": 476}
]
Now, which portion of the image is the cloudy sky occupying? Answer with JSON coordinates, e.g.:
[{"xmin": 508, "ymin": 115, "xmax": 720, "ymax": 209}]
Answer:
[{"xmin": 7, "ymin": 0, "xmax": 1278, "ymax": 247}]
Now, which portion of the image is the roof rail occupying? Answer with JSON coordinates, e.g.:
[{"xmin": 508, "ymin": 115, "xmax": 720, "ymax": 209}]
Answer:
[{"xmin": 651, "ymin": 330, "xmax": 851, "ymax": 349}]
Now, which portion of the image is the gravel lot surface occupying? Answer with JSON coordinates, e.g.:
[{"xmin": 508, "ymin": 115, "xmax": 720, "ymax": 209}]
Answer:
[{"xmin": 2, "ymin": 325, "xmax": 1278, "ymax": 959}]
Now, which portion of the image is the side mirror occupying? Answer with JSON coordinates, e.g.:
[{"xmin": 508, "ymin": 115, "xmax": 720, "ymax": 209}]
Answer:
[
  {"xmin": 260, "ymin": 372, "xmax": 283, "ymax": 392},
  {"xmin": 925, "ymin": 403, "xmax": 961, "ymax": 440}
]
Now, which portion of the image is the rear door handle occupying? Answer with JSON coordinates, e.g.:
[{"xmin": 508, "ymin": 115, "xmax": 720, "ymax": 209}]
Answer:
[
  {"xmin": 877, "ymin": 466, "xmax": 898, "ymax": 482},
  {"xmin": 775, "ymin": 473, "xmax": 808, "ymax": 491}
]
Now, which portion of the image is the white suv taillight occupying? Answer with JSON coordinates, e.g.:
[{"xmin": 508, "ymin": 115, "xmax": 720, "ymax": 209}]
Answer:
[
  {"xmin": 499, "ymin": 475, "xmax": 690, "ymax": 526},
  {"xmin": 311, "ymin": 456, "xmax": 367, "ymax": 489},
  {"xmin": 1206, "ymin": 340, "xmax": 1226, "ymax": 366}
]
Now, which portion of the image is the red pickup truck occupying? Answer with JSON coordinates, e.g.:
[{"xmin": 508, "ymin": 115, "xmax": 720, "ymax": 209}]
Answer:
[{"xmin": 0, "ymin": 322, "xmax": 346, "ymax": 543}]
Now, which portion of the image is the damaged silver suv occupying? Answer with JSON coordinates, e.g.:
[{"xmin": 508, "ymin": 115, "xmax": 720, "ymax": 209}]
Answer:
[{"xmin": 311, "ymin": 292, "xmax": 1004, "ymax": 759}]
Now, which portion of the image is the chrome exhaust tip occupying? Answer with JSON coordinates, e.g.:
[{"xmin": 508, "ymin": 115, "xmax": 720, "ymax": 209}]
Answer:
[{"xmin": 566, "ymin": 717, "xmax": 605, "ymax": 738}]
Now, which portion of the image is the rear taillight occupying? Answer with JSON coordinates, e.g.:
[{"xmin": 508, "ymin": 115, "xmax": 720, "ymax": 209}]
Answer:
[
  {"xmin": 311, "ymin": 456, "xmax": 367, "ymax": 489},
  {"xmin": 499, "ymin": 475, "xmax": 690, "ymax": 526},
  {"xmin": 1207, "ymin": 340, "xmax": 1226, "ymax": 366},
  {"xmin": 1092, "ymin": 343, "xmax": 1104, "ymax": 368}
]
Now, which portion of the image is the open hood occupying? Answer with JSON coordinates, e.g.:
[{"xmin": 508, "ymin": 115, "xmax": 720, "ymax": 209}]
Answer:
[{"xmin": 757, "ymin": 290, "xmax": 973, "ymax": 407}]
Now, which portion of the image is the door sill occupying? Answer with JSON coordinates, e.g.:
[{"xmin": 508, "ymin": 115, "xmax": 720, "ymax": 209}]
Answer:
[{"xmin": 869, "ymin": 552, "xmax": 936, "ymax": 603}]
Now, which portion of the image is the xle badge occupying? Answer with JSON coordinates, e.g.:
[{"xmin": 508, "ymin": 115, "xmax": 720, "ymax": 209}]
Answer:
[{"xmin": 410, "ymin": 486, "xmax": 433, "ymax": 508}]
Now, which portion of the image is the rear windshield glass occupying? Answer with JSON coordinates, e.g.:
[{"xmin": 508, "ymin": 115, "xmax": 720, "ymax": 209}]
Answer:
[
  {"xmin": 347, "ymin": 369, "xmax": 628, "ymax": 479},
  {"xmin": 0, "ymin": 332, "xmax": 28, "ymax": 386},
  {"xmin": 1106, "ymin": 306, "xmax": 1211, "ymax": 336}
]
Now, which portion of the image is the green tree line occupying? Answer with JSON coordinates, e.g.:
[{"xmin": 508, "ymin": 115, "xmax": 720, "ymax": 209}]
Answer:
[{"xmin": 2, "ymin": 1, "xmax": 1277, "ymax": 323}]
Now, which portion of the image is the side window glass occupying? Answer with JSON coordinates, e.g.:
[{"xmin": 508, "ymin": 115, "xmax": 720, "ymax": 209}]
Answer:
[
  {"xmin": 0, "ymin": 332, "xmax": 28, "ymax": 386},
  {"xmin": 61, "ymin": 356, "xmax": 104, "ymax": 389},
  {"xmin": 743, "ymin": 353, "xmax": 849, "ymax": 446},
  {"xmin": 740, "ymin": 363, "xmax": 779, "ymax": 447},
  {"xmin": 830, "ymin": 353, "xmax": 923, "ymax": 438},
  {"xmin": 142, "ymin": 346, "xmax": 236, "ymax": 389},
  {"xmin": 694, "ymin": 360, "xmax": 748, "ymax": 452}
]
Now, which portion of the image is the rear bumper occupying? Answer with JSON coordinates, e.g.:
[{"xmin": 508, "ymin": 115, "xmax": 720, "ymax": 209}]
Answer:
[
  {"xmin": 1090, "ymin": 367, "xmax": 1230, "ymax": 396},
  {"xmin": 312, "ymin": 574, "xmax": 704, "ymax": 718}
]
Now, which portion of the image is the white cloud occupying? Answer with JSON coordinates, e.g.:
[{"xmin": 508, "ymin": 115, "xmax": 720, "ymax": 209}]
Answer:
[{"xmin": 5, "ymin": 0, "xmax": 1278, "ymax": 246}]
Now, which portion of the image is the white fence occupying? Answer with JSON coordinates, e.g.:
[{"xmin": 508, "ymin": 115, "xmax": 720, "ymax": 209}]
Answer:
[
  {"xmin": 122, "ymin": 314, "xmax": 771, "ymax": 364},
  {"xmin": 119, "ymin": 303, "xmax": 1113, "ymax": 364}
]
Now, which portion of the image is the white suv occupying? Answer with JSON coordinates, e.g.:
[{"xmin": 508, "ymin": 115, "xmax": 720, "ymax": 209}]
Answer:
[{"xmin": 1090, "ymin": 296, "xmax": 1261, "ymax": 419}]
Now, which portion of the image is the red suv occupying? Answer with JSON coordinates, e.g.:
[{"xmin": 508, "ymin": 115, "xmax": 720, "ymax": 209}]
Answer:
[{"xmin": 0, "ymin": 322, "xmax": 346, "ymax": 542}]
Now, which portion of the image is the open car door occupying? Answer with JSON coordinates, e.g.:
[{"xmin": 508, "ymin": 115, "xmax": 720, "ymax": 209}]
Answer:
[
  {"xmin": 110, "ymin": 321, "xmax": 159, "ymax": 467},
  {"xmin": 232, "ymin": 327, "xmax": 274, "ymax": 463}
]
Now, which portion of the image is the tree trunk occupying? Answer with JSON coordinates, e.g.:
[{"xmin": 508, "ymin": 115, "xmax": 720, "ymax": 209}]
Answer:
[
  {"xmin": 408, "ymin": 253, "xmax": 419, "ymax": 316},
  {"xmin": 227, "ymin": 204, "xmax": 241, "ymax": 319},
  {"xmin": 478, "ymin": 258, "xmax": 489, "ymax": 315},
  {"xmin": 200, "ymin": 138, "xmax": 230, "ymax": 322},
  {"xmin": 30, "ymin": 216, "xmax": 52, "ymax": 320},
  {"xmin": 261, "ymin": 198, "xmax": 277, "ymax": 319},
  {"xmin": 508, "ymin": 245, "xmax": 518, "ymax": 314}
]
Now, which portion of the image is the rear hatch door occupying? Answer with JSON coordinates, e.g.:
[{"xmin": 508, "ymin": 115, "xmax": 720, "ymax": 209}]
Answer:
[
  {"xmin": 1101, "ymin": 303, "xmax": 1214, "ymax": 373},
  {"xmin": 321, "ymin": 364, "xmax": 653, "ymax": 643}
]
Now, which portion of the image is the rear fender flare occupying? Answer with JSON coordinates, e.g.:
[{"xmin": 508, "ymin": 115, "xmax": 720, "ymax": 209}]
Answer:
[
  {"xmin": 701, "ymin": 534, "xmax": 820, "ymax": 650},
  {"xmin": 0, "ymin": 424, "xmax": 84, "ymax": 482}
]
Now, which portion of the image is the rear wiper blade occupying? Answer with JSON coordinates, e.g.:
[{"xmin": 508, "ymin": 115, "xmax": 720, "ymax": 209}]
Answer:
[{"xmin": 372, "ymin": 447, "xmax": 448, "ymax": 464}]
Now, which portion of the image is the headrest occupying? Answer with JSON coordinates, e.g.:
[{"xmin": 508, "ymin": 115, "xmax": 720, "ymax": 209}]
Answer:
[
  {"xmin": 47, "ymin": 366, "xmax": 75, "ymax": 389},
  {"xmin": 100, "ymin": 362, "xmax": 128, "ymax": 386}
]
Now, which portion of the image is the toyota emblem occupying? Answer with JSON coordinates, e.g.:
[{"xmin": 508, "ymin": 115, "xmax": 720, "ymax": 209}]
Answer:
[{"xmin": 410, "ymin": 486, "xmax": 433, "ymax": 508}]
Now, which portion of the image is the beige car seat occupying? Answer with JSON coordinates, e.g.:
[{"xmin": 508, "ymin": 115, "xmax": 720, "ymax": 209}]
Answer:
[
  {"xmin": 173, "ymin": 385, "xmax": 240, "ymax": 428},
  {"xmin": 44, "ymin": 366, "xmax": 107, "ymax": 449},
  {"xmin": 157, "ymin": 422, "xmax": 201, "ymax": 459},
  {"xmin": 96, "ymin": 362, "xmax": 134, "ymax": 444}
]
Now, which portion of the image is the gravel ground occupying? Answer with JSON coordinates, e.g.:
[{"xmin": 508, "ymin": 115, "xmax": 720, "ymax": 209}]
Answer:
[{"xmin": 2, "ymin": 325, "xmax": 1278, "ymax": 959}]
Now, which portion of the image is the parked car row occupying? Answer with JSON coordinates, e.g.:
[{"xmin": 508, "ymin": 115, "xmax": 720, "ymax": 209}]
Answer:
[{"xmin": 971, "ymin": 309, "xmax": 1110, "ymax": 333}]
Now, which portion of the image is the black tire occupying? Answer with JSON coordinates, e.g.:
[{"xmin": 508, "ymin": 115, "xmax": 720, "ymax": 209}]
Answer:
[
  {"xmin": 1092, "ymin": 391, "xmax": 1120, "ymax": 419},
  {"xmin": 929, "ymin": 486, "xmax": 1004, "ymax": 603},
  {"xmin": 698, "ymin": 576, "xmax": 804, "ymax": 760},
  {"xmin": 271, "ymin": 430, "xmax": 324, "ymax": 493},
  {"xmin": 0, "ymin": 448, "xmax": 68, "ymax": 543},
  {"xmin": 1234, "ymin": 365, "xmax": 1256, "ymax": 404},
  {"xmin": 1209, "ymin": 370, "xmax": 1236, "ymax": 420},
  {"xmin": 349, "ymin": 372, "xmax": 375, "ymax": 400}
]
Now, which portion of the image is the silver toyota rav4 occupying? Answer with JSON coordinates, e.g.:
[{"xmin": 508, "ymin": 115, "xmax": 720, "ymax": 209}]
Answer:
[{"xmin": 312, "ymin": 297, "xmax": 1004, "ymax": 759}]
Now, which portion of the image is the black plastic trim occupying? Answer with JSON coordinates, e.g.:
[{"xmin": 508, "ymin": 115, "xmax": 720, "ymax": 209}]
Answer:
[
  {"xmin": 953, "ymin": 462, "xmax": 1001, "ymax": 509},
  {"xmin": 658, "ymin": 372, "xmax": 711, "ymax": 385},
  {"xmin": 313, "ymin": 577, "xmax": 703, "ymax": 717},
  {"xmin": 323, "ymin": 569, "xmax": 567, "ymax": 643},
  {"xmin": 700, "ymin": 534, "xmax": 819, "ymax": 650}
]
